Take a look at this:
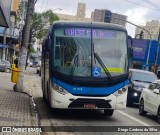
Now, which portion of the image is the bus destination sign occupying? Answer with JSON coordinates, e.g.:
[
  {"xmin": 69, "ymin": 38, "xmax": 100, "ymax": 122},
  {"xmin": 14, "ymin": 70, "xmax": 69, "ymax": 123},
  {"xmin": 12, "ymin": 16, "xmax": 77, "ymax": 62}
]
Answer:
[{"xmin": 64, "ymin": 28, "xmax": 115, "ymax": 38}]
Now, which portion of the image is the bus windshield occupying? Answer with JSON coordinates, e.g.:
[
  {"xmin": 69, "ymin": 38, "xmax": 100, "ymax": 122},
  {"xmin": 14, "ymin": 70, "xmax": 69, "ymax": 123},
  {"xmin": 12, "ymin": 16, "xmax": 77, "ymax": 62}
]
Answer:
[{"xmin": 53, "ymin": 28, "xmax": 127, "ymax": 78}]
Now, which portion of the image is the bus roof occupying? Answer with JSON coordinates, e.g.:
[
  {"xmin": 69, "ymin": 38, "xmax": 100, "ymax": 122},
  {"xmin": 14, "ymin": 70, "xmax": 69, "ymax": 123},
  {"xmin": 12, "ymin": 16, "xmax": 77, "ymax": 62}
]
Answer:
[{"xmin": 51, "ymin": 20, "xmax": 127, "ymax": 32}]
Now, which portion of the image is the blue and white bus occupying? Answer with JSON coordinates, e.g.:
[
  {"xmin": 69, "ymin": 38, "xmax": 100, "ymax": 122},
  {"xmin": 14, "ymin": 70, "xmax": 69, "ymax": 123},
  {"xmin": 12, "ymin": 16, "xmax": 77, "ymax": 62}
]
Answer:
[{"xmin": 41, "ymin": 21, "xmax": 130, "ymax": 116}]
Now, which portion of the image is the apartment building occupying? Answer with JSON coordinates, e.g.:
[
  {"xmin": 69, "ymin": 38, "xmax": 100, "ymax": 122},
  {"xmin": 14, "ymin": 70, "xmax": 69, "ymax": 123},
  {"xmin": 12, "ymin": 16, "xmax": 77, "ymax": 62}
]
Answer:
[
  {"xmin": 55, "ymin": 3, "xmax": 91, "ymax": 22},
  {"xmin": 92, "ymin": 9, "xmax": 127, "ymax": 26},
  {"xmin": 135, "ymin": 20, "xmax": 160, "ymax": 40}
]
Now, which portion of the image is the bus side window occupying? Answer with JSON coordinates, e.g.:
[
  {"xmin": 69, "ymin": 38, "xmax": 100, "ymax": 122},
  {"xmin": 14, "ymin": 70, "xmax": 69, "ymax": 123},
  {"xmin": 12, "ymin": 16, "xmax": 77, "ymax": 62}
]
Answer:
[{"xmin": 45, "ymin": 39, "xmax": 50, "ymax": 60}]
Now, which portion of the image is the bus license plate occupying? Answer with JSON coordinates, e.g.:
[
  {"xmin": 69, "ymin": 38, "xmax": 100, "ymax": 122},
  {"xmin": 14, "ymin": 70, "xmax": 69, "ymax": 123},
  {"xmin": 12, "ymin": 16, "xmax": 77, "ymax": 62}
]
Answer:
[{"xmin": 84, "ymin": 104, "xmax": 96, "ymax": 109}]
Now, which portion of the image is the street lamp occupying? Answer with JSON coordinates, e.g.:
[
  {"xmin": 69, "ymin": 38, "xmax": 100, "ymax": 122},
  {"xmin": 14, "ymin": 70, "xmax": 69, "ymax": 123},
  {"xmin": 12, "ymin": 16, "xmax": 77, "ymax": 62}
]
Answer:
[{"xmin": 106, "ymin": 16, "xmax": 152, "ymax": 70}]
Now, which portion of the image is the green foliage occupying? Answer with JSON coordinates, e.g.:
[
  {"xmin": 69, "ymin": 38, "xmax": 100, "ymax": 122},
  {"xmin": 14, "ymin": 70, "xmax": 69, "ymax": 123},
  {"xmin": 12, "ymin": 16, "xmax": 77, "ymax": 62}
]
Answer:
[
  {"xmin": 17, "ymin": 1, "xmax": 27, "ymax": 23},
  {"xmin": 42, "ymin": 10, "xmax": 59, "ymax": 25},
  {"xmin": 17, "ymin": 2, "xmax": 59, "ymax": 50},
  {"xmin": 31, "ymin": 10, "xmax": 59, "ymax": 42},
  {"xmin": 28, "ymin": 45, "xmax": 35, "ymax": 54}
]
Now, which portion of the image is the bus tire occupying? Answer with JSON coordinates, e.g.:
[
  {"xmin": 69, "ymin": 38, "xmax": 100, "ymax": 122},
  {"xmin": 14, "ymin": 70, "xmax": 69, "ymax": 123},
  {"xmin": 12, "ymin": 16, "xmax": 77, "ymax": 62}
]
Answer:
[
  {"xmin": 37, "ymin": 70, "xmax": 39, "ymax": 74},
  {"xmin": 39, "ymin": 70, "xmax": 41, "ymax": 76},
  {"xmin": 42, "ymin": 79, "xmax": 46, "ymax": 101},
  {"xmin": 51, "ymin": 108, "xmax": 58, "ymax": 114},
  {"xmin": 104, "ymin": 109, "xmax": 114, "ymax": 116},
  {"xmin": 42, "ymin": 89, "xmax": 46, "ymax": 101},
  {"xmin": 47, "ymin": 81, "xmax": 51, "ymax": 107}
]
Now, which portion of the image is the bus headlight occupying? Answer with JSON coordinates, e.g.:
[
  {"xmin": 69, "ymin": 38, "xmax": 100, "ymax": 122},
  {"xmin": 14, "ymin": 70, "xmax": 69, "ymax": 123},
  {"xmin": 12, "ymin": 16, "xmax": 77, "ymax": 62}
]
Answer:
[
  {"xmin": 52, "ymin": 84, "xmax": 68, "ymax": 95},
  {"xmin": 113, "ymin": 87, "xmax": 127, "ymax": 97}
]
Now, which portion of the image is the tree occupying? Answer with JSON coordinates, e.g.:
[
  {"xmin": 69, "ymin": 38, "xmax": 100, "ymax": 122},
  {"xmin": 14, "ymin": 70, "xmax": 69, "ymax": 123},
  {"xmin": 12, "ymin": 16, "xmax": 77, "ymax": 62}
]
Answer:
[
  {"xmin": 42, "ymin": 10, "xmax": 59, "ymax": 25},
  {"xmin": 17, "ymin": 0, "xmax": 28, "ymax": 25},
  {"xmin": 32, "ymin": 10, "xmax": 59, "ymax": 42},
  {"xmin": 16, "ymin": 0, "xmax": 35, "ymax": 92}
]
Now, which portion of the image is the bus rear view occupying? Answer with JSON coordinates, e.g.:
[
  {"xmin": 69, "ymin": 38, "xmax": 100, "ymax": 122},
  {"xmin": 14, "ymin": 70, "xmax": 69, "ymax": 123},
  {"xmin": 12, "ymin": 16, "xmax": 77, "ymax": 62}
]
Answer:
[{"xmin": 41, "ymin": 21, "xmax": 129, "ymax": 116}]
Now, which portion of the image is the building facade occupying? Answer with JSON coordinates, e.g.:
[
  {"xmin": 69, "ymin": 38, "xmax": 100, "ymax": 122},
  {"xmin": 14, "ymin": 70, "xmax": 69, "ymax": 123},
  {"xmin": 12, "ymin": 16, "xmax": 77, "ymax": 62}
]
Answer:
[
  {"xmin": 0, "ymin": 0, "xmax": 19, "ymax": 62},
  {"xmin": 92, "ymin": 9, "xmax": 127, "ymax": 26},
  {"xmin": 55, "ymin": 2, "xmax": 91, "ymax": 22},
  {"xmin": 135, "ymin": 20, "xmax": 160, "ymax": 40}
]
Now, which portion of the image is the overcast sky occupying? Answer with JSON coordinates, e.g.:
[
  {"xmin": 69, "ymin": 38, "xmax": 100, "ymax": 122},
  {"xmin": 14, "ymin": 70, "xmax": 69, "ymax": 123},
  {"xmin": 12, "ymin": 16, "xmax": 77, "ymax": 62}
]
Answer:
[{"xmin": 35, "ymin": 0, "xmax": 160, "ymax": 37}]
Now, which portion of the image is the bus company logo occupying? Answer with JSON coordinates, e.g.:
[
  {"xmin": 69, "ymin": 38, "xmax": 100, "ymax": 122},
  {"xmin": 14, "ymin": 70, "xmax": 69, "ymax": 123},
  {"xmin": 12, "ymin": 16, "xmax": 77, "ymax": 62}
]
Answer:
[{"xmin": 2, "ymin": 127, "xmax": 11, "ymax": 132}]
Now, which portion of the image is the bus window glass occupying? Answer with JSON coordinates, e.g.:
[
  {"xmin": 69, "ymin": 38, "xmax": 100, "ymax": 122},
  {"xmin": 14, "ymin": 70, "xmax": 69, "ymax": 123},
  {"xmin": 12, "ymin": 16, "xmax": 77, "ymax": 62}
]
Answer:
[
  {"xmin": 53, "ymin": 28, "xmax": 92, "ymax": 77},
  {"xmin": 93, "ymin": 30, "xmax": 127, "ymax": 77},
  {"xmin": 53, "ymin": 28, "xmax": 127, "ymax": 78}
]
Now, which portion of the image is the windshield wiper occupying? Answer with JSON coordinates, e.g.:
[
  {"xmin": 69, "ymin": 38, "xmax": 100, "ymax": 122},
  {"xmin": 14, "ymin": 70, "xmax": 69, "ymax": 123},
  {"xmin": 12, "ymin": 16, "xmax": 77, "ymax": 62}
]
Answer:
[
  {"xmin": 143, "ymin": 81, "xmax": 152, "ymax": 83},
  {"xmin": 91, "ymin": 28, "xmax": 112, "ymax": 80},
  {"xmin": 133, "ymin": 80, "xmax": 143, "ymax": 82},
  {"xmin": 93, "ymin": 52, "xmax": 112, "ymax": 80},
  {"xmin": 92, "ymin": 42, "xmax": 112, "ymax": 80}
]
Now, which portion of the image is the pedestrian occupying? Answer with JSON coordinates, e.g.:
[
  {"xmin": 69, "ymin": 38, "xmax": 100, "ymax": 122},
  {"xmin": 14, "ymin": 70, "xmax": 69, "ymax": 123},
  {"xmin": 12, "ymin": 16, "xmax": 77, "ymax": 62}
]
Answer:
[
  {"xmin": 25, "ymin": 61, "xmax": 28, "ymax": 70},
  {"xmin": 14, "ymin": 57, "xmax": 18, "ymax": 68}
]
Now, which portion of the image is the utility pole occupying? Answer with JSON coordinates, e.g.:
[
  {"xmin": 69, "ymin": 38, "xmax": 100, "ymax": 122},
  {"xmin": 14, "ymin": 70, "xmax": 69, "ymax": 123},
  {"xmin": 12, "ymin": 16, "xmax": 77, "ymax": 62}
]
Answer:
[
  {"xmin": 2, "ymin": 28, "xmax": 7, "ymax": 60},
  {"xmin": 15, "ymin": 0, "xmax": 35, "ymax": 92}
]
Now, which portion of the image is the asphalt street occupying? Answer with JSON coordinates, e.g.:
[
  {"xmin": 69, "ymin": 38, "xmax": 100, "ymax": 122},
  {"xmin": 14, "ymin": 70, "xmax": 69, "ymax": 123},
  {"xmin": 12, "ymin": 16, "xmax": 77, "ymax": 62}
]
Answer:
[{"xmin": 1, "ymin": 68, "xmax": 159, "ymax": 135}]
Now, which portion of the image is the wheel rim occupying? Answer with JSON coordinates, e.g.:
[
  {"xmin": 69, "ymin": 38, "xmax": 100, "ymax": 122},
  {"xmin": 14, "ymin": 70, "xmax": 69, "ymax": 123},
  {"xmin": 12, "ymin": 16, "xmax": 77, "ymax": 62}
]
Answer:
[{"xmin": 139, "ymin": 100, "xmax": 144, "ymax": 113}]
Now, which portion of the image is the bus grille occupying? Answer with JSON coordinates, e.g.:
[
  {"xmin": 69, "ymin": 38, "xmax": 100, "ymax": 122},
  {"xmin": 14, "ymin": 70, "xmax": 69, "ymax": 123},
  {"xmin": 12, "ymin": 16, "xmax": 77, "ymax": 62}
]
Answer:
[{"xmin": 68, "ymin": 98, "xmax": 111, "ymax": 108}]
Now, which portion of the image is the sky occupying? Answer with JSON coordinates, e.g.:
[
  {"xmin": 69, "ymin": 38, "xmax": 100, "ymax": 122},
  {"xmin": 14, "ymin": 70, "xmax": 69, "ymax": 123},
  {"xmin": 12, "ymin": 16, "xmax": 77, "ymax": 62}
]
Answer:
[{"xmin": 35, "ymin": 0, "xmax": 160, "ymax": 37}]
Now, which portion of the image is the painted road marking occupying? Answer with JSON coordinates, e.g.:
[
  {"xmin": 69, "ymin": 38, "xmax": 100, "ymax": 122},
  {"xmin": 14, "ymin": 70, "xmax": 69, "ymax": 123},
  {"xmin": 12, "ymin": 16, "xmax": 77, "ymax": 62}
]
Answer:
[
  {"xmin": 117, "ymin": 110, "xmax": 151, "ymax": 126},
  {"xmin": 118, "ymin": 110, "xmax": 160, "ymax": 133}
]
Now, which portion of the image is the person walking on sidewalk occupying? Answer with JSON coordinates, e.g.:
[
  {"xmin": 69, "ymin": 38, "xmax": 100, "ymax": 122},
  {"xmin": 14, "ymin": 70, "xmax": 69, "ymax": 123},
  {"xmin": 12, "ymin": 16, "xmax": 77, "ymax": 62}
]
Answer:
[{"xmin": 14, "ymin": 57, "xmax": 19, "ymax": 68}]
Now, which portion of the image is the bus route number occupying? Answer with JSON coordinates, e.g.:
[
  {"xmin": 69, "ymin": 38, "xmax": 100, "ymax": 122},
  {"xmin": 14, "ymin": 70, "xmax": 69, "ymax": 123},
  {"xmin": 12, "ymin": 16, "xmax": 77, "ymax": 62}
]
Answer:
[{"xmin": 73, "ymin": 88, "xmax": 83, "ymax": 91}]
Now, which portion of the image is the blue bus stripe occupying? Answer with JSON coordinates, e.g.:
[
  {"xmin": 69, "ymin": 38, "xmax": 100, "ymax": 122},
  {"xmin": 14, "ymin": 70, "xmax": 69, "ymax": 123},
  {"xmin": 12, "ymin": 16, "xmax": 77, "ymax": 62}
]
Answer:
[{"xmin": 51, "ymin": 78, "xmax": 129, "ymax": 95}]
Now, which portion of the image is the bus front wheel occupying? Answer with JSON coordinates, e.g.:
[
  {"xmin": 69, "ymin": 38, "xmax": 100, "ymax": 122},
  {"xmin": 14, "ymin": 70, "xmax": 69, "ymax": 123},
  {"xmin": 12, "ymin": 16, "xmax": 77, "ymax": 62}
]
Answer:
[{"xmin": 104, "ymin": 109, "xmax": 114, "ymax": 116}]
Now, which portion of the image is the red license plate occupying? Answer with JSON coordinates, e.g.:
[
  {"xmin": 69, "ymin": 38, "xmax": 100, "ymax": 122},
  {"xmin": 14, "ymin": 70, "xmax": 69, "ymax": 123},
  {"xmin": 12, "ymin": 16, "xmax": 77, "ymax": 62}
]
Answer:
[{"xmin": 84, "ymin": 104, "xmax": 96, "ymax": 109}]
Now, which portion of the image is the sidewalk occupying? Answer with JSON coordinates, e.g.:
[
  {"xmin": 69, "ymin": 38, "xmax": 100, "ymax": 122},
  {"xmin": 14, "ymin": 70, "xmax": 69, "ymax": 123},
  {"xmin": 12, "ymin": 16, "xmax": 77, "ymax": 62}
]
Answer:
[{"xmin": 0, "ymin": 72, "xmax": 40, "ymax": 135}]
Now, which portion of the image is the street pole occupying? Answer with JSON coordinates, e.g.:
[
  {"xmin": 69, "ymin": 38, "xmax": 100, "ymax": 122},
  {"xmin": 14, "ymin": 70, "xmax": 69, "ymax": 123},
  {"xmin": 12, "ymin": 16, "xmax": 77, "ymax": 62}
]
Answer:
[
  {"xmin": 126, "ymin": 21, "xmax": 151, "ymax": 70},
  {"xmin": 154, "ymin": 41, "xmax": 159, "ymax": 73},
  {"xmin": 15, "ymin": 0, "xmax": 35, "ymax": 92},
  {"xmin": 124, "ymin": 19, "xmax": 152, "ymax": 69},
  {"xmin": 2, "ymin": 28, "xmax": 7, "ymax": 60}
]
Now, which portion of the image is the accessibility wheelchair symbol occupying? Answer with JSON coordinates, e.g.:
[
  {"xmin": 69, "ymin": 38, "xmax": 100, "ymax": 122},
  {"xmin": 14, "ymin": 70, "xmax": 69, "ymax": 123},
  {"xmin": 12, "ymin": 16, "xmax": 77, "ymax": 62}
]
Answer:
[{"xmin": 93, "ymin": 67, "xmax": 101, "ymax": 77}]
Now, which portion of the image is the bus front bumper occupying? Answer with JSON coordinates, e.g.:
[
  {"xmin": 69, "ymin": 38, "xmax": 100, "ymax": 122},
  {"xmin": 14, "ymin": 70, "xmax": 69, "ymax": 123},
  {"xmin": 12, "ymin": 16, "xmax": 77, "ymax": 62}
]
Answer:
[{"xmin": 50, "ymin": 87, "xmax": 127, "ymax": 110}]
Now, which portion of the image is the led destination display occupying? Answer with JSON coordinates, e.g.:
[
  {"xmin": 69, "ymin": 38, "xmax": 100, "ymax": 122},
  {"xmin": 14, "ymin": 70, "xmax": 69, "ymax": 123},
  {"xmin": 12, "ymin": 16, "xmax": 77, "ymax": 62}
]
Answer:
[{"xmin": 64, "ymin": 28, "xmax": 115, "ymax": 38}]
